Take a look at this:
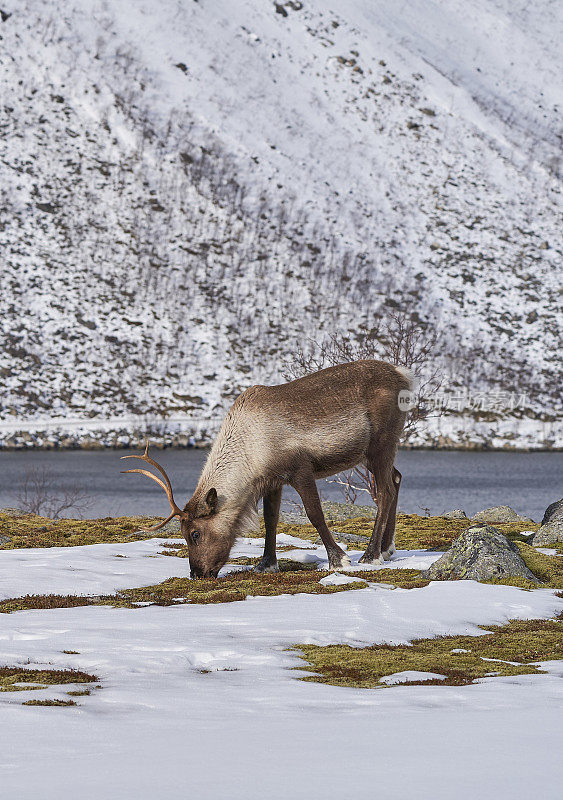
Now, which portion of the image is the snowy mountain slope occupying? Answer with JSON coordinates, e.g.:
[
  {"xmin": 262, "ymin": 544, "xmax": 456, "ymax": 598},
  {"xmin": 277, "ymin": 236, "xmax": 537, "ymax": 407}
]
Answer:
[{"xmin": 0, "ymin": 0, "xmax": 561, "ymax": 447}]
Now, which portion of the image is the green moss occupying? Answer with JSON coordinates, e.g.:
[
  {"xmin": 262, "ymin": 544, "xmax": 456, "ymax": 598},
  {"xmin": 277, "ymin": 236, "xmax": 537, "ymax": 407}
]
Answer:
[
  {"xmin": 0, "ymin": 510, "xmax": 539, "ymax": 553},
  {"xmin": 116, "ymin": 569, "xmax": 367, "ymax": 606},
  {"xmin": 0, "ymin": 566, "xmax": 367, "ymax": 613},
  {"xmin": 394, "ymin": 515, "xmax": 537, "ymax": 551},
  {"xmin": 296, "ymin": 613, "xmax": 563, "ymax": 688},
  {"xmin": 274, "ymin": 514, "xmax": 538, "ymax": 551},
  {"xmin": 22, "ymin": 699, "xmax": 77, "ymax": 707},
  {"xmin": 67, "ymin": 689, "xmax": 91, "ymax": 696},
  {"xmin": 0, "ymin": 512, "xmax": 180, "ymax": 549},
  {"xmin": 0, "ymin": 666, "xmax": 98, "ymax": 693},
  {"xmin": 343, "ymin": 568, "xmax": 430, "ymax": 589},
  {"xmin": 516, "ymin": 542, "xmax": 563, "ymax": 589},
  {"xmin": 227, "ymin": 557, "xmax": 318, "ymax": 572}
]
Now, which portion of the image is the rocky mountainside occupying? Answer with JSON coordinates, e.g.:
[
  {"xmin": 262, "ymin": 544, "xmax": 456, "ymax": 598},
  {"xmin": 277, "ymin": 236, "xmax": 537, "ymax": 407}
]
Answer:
[{"xmin": 0, "ymin": 0, "xmax": 561, "ymax": 448}]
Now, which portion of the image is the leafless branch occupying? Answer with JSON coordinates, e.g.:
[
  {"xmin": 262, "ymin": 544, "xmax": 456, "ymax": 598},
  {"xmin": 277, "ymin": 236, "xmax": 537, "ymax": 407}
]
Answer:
[
  {"xmin": 282, "ymin": 309, "xmax": 443, "ymax": 439},
  {"xmin": 16, "ymin": 467, "xmax": 94, "ymax": 519},
  {"xmin": 282, "ymin": 308, "xmax": 444, "ymax": 504}
]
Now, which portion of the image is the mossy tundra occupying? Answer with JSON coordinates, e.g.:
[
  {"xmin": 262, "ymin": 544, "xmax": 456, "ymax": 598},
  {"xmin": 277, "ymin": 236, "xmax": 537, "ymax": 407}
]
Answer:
[
  {"xmin": 0, "ymin": 511, "xmax": 171, "ymax": 549},
  {"xmin": 1, "ymin": 510, "xmax": 561, "ymax": 698},
  {"xmin": 0, "ymin": 510, "xmax": 538, "ymax": 551},
  {"xmin": 296, "ymin": 613, "xmax": 563, "ymax": 689},
  {"xmin": 0, "ymin": 511, "xmax": 559, "ymax": 617},
  {"xmin": 0, "ymin": 568, "xmax": 368, "ymax": 614}
]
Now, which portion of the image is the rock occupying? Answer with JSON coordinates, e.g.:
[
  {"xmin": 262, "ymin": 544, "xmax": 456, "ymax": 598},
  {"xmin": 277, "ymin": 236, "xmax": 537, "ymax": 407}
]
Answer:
[
  {"xmin": 443, "ymin": 509, "xmax": 467, "ymax": 520},
  {"xmin": 0, "ymin": 507, "xmax": 27, "ymax": 517},
  {"xmin": 283, "ymin": 500, "xmax": 377, "ymax": 527},
  {"xmin": 541, "ymin": 498, "xmax": 563, "ymax": 527},
  {"xmin": 333, "ymin": 531, "xmax": 370, "ymax": 545},
  {"xmin": 531, "ymin": 498, "xmax": 563, "ymax": 546},
  {"xmin": 423, "ymin": 525, "xmax": 539, "ymax": 584},
  {"xmin": 320, "ymin": 501, "xmax": 377, "ymax": 521},
  {"xmin": 471, "ymin": 505, "xmax": 533, "ymax": 524}
]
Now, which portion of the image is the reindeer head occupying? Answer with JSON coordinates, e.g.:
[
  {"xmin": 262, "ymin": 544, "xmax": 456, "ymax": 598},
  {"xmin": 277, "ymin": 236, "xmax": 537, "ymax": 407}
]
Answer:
[{"xmin": 121, "ymin": 444, "xmax": 234, "ymax": 579}]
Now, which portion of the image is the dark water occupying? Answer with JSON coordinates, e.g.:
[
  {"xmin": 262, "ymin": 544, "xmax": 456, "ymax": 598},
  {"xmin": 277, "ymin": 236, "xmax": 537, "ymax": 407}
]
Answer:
[{"xmin": 0, "ymin": 449, "xmax": 561, "ymax": 522}]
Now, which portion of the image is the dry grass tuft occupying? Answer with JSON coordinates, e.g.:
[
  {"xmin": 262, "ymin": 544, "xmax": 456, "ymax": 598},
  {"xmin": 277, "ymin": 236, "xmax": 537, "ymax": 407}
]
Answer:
[
  {"xmin": 22, "ymin": 698, "xmax": 77, "ymax": 707},
  {"xmin": 0, "ymin": 666, "xmax": 98, "ymax": 693},
  {"xmin": 0, "ymin": 594, "xmax": 96, "ymax": 614}
]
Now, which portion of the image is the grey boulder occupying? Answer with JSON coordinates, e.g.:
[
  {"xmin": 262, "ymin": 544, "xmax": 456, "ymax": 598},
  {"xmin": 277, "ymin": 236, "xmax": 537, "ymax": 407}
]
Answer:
[
  {"xmin": 442, "ymin": 509, "xmax": 467, "ymax": 520},
  {"xmin": 471, "ymin": 505, "xmax": 533, "ymax": 524},
  {"xmin": 423, "ymin": 525, "xmax": 539, "ymax": 584},
  {"xmin": 531, "ymin": 498, "xmax": 563, "ymax": 546},
  {"xmin": 541, "ymin": 499, "xmax": 563, "ymax": 526}
]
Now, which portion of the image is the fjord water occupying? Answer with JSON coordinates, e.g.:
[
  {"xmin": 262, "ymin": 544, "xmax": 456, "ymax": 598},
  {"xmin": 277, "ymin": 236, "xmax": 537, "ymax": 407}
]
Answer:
[{"xmin": 0, "ymin": 449, "xmax": 560, "ymax": 522}]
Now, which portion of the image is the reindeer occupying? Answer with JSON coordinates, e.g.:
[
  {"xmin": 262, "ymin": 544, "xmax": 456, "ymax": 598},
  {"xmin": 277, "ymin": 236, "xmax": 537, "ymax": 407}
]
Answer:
[{"xmin": 122, "ymin": 360, "xmax": 411, "ymax": 578}]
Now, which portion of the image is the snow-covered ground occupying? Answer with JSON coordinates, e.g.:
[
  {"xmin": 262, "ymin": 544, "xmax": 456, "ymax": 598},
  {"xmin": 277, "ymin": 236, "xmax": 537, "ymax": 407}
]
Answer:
[
  {"xmin": 0, "ymin": 0, "xmax": 561, "ymax": 449},
  {"xmin": 1, "ymin": 534, "xmax": 562, "ymax": 798}
]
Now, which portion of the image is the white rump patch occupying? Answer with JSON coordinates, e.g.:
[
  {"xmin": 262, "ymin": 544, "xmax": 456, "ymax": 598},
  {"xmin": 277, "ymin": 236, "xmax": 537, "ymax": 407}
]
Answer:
[{"xmin": 395, "ymin": 365, "xmax": 414, "ymax": 390}]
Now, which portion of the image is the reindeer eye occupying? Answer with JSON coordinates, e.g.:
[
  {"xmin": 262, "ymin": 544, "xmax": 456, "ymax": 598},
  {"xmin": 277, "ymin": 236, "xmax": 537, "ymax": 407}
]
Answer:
[{"xmin": 190, "ymin": 529, "xmax": 201, "ymax": 545}]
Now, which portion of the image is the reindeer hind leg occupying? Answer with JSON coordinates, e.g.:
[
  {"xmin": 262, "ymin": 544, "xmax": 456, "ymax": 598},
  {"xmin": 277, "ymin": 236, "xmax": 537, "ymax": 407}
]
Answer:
[
  {"xmin": 359, "ymin": 444, "xmax": 397, "ymax": 566},
  {"xmin": 381, "ymin": 467, "xmax": 401, "ymax": 560}
]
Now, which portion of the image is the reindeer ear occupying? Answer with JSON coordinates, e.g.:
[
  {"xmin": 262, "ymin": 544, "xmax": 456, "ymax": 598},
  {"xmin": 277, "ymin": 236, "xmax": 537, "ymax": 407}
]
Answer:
[{"xmin": 204, "ymin": 487, "xmax": 218, "ymax": 515}]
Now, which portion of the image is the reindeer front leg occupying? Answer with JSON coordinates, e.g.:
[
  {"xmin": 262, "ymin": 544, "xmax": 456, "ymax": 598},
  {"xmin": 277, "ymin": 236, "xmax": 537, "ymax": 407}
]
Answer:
[{"xmin": 254, "ymin": 487, "xmax": 282, "ymax": 573}]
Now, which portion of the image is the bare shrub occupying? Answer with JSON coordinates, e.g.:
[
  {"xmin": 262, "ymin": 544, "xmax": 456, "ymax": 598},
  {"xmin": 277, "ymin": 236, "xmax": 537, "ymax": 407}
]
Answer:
[
  {"xmin": 16, "ymin": 467, "xmax": 94, "ymax": 519},
  {"xmin": 281, "ymin": 309, "xmax": 444, "ymax": 504}
]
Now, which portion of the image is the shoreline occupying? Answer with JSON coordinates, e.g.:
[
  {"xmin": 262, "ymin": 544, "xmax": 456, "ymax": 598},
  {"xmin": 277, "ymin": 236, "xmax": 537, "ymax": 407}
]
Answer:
[
  {"xmin": 0, "ymin": 442, "xmax": 560, "ymax": 454},
  {"xmin": 0, "ymin": 415, "xmax": 561, "ymax": 453}
]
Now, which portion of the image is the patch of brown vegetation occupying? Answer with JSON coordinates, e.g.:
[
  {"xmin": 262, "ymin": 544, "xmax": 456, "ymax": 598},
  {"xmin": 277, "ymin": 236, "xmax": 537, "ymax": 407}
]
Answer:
[
  {"xmin": 22, "ymin": 699, "xmax": 77, "ymax": 707},
  {"xmin": 343, "ymin": 568, "xmax": 429, "ymax": 589},
  {"xmin": 0, "ymin": 594, "xmax": 95, "ymax": 614},
  {"xmin": 296, "ymin": 613, "xmax": 563, "ymax": 689},
  {"xmin": 117, "ymin": 569, "xmax": 367, "ymax": 606},
  {"xmin": 0, "ymin": 666, "xmax": 98, "ymax": 693},
  {"xmin": 0, "ymin": 512, "xmax": 180, "ymax": 549}
]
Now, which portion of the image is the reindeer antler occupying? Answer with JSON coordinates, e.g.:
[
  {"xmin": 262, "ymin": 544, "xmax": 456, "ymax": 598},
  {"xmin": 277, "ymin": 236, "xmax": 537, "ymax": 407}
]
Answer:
[{"xmin": 121, "ymin": 442, "xmax": 187, "ymax": 532}]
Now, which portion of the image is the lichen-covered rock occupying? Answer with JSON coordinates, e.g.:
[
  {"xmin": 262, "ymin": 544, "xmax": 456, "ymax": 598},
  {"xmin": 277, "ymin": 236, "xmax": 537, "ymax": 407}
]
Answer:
[
  {"xmin": 423, "ymin": 525, "xmax": 539, "ymax": 583},
  {"xmin": 531, "ymin": 498, "xmax": 563, "ymax": 546},
  {"xmin": 443, "ymin": 509, "xmax": 467, "ymax": 520},
  {"xmin": 471, "ymin": 505, "xmax": 533, "ymax": 524}
]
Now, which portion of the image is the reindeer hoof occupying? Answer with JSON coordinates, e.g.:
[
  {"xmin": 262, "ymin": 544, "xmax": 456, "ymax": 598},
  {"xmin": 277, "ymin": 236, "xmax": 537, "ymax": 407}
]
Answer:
[
  {"xmin": 253, "ymin": 560, "xmax": 279, "ymax": 574},
  {"xmin": 358, "ymin": 554, "xmax": 385, "ymax": 566},
  {"xmin": 381, "ymin": 545, "xmax": 396, "ymax": 561},
  {"xmin": 328, "ymin": 554, "xmax": 351, "ymax": 571}
]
